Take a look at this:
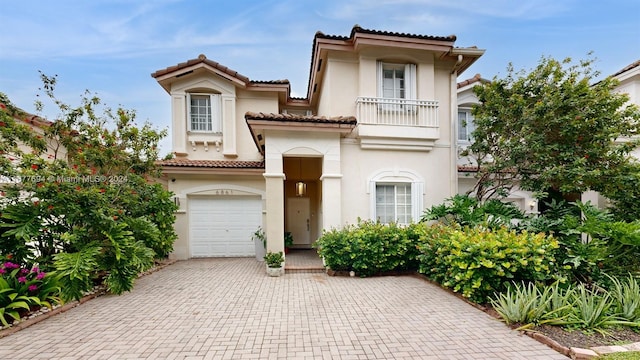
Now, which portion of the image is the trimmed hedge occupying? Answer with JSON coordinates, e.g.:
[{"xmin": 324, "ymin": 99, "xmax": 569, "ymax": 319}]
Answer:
[
  {"xmin": 315, "ymin": 221, "xmax": 423, "ymax": 276},
  {"xmin": 417, "ymin": 225, "xmax": 559, "ymax": 303}
]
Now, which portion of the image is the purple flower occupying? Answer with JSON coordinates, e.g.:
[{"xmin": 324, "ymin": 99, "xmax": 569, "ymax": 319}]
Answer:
[
  {"xmin": 31, "ymin": 267, "xmax": 40, "ymax": 273},
  {"xmin": 28, "ymin": 285, "xmax": 38, "ymax": 292},
  {"xmin": 3, "ymin": 262, "xmax": 19, "ymax": 269},
  {"xmin": 20, "ymin": 268, "xmax": 29, "ymax": 275},
  {"xmin": 17, "ymin": 276, "xmax": 27, "ymax": 283},
  {"xmin": 0, "ymin": 268, "xmax": 5, "ymax": 274},
  {"xmin": 36, "ymin": 272, "xmax": 46, "ymax": 280}
]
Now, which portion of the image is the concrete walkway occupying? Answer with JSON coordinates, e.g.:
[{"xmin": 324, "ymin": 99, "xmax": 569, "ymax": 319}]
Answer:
[{"xmin": 0, "ymin": 258, "xmax": 567, "ymax": 359}]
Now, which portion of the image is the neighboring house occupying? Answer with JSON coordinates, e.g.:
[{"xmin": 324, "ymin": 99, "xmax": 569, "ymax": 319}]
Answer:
[
  {"xmin": 455, "ymin": 74, "xmax": 538, "ymax": 212},
  {"xmin": 455, "ymin": 60, "xmax": 640, "ymax": 212},
  {"xmin": 612, "ymin": 60, "xmax": 640, "ymax": 159},
  {"xmin": 0, "ymin": 109, "xmax": 67, "ymax": 186},
  {"xmin": 152, "ymin": 25, "xmax": 484, "ymax": 259},
  {"xmin": 582, "ymin": 59, "xmax": 640, "ymax": 208}
]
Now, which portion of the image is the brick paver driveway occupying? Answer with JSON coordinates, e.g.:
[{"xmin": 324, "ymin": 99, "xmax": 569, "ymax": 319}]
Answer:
[{"xmin": 0, "ymin": 258, "xmax": 566, "ymax": 359}]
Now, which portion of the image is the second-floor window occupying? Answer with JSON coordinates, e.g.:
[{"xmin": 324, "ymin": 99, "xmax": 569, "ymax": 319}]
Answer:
[
  {"xmin": 378, "ymin": 62, "xmax": 416, "ymax": 100},
  {"xmin": 188, "ymin": 93, "xmax": 221, "ymax": 133},
  {"xmin": 458, "ymin": 109, "xmax": 475, "ymax": 142}
]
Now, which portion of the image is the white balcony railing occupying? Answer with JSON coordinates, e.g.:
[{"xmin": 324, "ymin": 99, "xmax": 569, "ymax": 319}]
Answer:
[{"xmin": 356, "ymin": 97, "xmax": 439, "ymax": 127}]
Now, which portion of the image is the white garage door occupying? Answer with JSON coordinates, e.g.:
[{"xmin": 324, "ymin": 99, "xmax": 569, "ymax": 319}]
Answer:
[{"xmin": 189, "ymin": 196, "xmax": 262, "ymax": 257}]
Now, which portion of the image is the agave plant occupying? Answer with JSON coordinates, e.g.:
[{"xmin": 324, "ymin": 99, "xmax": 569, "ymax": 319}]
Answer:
[
  {"xmin": 607, "ymin": 274, "xmax": 640, "ymax": 323},
  {"xmin": 564, "ymin": 285, "xmax": 635, "ymax": 335}
]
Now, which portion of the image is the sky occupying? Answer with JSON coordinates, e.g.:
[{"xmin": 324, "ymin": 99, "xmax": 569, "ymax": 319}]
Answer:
[{"xmin": 1, "ymin": 0, "xmax": 639, "ymax": 154}]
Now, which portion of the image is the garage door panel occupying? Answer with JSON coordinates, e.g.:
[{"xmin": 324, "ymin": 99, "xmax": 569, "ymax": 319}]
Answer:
[{"xmin": 189, "ymin": 196, "xmax": 261, "ymax": 258}]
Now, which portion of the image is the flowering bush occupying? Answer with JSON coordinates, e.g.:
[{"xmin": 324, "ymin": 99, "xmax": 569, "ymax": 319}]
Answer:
[
  {"xmin": 0, "ymin": 261, "xmax": 62, "ymax": 326},
  {"xmin": 0, "ymin": 77, "xmax": 177, "ymax": 300}
]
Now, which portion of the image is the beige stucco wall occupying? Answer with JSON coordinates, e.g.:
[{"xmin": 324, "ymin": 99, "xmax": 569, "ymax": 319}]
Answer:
[
  {"xmin": 340, "ymin": 139, "xmax": 455, "ymax": 225},
  {"xmin": 166, "ymin": 74, "xmax": 273, "ymax": 162}
]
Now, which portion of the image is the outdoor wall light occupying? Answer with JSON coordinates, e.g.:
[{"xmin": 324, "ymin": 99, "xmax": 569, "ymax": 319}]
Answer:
[{"xmin": 295, "ymin": 181, "xmax": 307, "ymax": 197}]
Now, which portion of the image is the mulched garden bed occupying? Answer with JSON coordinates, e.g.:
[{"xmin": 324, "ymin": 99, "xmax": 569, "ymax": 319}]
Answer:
[{"xmin": 527, "ymin": 324, "xmax": 640, "ymax": 350}]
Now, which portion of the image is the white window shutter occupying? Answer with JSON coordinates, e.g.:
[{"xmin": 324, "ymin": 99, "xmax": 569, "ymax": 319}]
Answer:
[
  {"xmin": 405, "ymin": 64, "xmax": 417, "ymax": 100},
  {"xmin": 376, "ymin": 61, "xmax": 383, "ymax": 97},
  {"xmin": 411, "ymin": 181, "xmax": 424, "ymax": 222},
  {"xmin": 211, "ymin": 94, "xmax": 221, "ymax": 133},
  {"xmin": 186, "ymin": 93, "xmax": 193, "ymax": 132}
]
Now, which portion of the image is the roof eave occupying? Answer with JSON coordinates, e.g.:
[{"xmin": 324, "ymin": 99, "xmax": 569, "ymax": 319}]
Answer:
[{"xmin": 161, "ymin": 166, "xmax": 265, "ymax": 176}]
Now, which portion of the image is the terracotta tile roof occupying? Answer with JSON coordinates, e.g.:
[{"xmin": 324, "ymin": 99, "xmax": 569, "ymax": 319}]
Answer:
[
  {"xmin": 151, "ymin": 54, "xmax": 287, "ymax": 86},
  {"xmin": 151, "ymin": 54, "xmax": 250, "ymax": 82},
  {"xmin": 457, "ymin": 73, "xmax": 487, "ymax": 89},
  {"xmin": 458, "ymin": 164, "xmax": 479, "ymax": 172},
  {"xmin": 315, "ymin": 24, "xmax": 456, "ymax": 42},
  {"xmin": 245, "ymin": 111, "xmax": 357, "ymax": 125},
  {"xmin": 159, "ymin": 159, "xmax": 265, "ymax": 169},
  {"xmin": 18, "ymin": 113, "xmax": 53, "ymax": 128},
  {"xmin": 251, "ymin": 79, "xmax": 290, "ymax": 85},
  {"xmin": 610, "ymin": 59, "xmax": 640, "ymax": 78}
]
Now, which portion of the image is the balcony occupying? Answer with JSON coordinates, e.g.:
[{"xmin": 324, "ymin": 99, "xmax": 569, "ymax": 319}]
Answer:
[
  {"xmin": 356, "ymin": 97, "xmax": 439, "ymax": 127},
  {"xmin": 355, "ymin": 97, "xmax": 440, "ymax": 151}
]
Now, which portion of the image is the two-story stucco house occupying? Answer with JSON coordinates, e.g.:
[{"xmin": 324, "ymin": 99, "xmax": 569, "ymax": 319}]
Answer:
[{"xmin": 152, "ymin": 25, "xmax": 484, "ymax": 260}]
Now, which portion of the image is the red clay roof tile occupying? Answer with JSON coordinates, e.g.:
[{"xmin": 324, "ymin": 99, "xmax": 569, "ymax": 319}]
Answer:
[
  {"xmin": 245, "ymin": 111, "xmax": 356, "ymax": 125},
  {"xmin": 159, "ymin": 159, "xmax": 265, "ymax": 169}
]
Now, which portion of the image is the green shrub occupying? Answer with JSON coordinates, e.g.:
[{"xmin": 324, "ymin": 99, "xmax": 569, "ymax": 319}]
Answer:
[
  {"xmin": 315, "ymin": 221, "xmax": 423, "ymax": 276},
  {"xmin": 417, "ymin": 225, "xmax": 559, "ymax": 303}
]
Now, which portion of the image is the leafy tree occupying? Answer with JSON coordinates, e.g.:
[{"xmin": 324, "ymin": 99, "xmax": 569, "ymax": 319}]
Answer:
[
  {"xmin": 467, "ymin": 55, "xmax": 640, "ymax": 202},
  {"xmin": 0, "ymin": 73, "xmax": 177, "ymax": 300}
]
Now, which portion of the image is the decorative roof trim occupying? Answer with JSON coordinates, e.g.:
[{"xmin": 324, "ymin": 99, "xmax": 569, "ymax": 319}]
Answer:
[{"xmin": 245, "ymin": 111, "xmax": 356, "ymax": 125}]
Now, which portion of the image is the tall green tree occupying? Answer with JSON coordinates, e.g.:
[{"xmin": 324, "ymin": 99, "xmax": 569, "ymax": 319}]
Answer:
[{"xmin": 468, "ymin": 56, "xmax": 640, "ymax": 202}]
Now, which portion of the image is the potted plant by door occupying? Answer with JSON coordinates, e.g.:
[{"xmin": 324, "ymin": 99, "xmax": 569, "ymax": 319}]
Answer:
[
  {"xmin": 253, "ymin": 227, "xmax": 266, "ymax": 261},
  {"xmin": 264, "ymin": 251, "xmax": 285, "ymax": 277},
  {"xmin": 284, "ymin": 232, "xmax": 294, "ymax": 254}
]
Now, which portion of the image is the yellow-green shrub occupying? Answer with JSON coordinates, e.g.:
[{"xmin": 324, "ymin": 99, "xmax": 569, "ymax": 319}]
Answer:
[{"xmin": 417, "ymin": 225, "xmax": 559, "ymax": 303}]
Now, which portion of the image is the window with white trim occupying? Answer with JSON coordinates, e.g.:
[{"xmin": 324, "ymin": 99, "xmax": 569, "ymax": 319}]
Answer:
[
  {"xmin": 458, "ymin": 109, "xmax": 474, "ymax": 142},
  {"xmin": 378, "ymin": 62, "xmax": 416, "ymax": 100},
  {"xmin": 188, "ymin": 93, "xmax": 221, "ymax": 133},
  {"xmin": 376, "ymin": 183, "xmax": 412, "ymax": 224},
  {"xmin": 377, "ymin": 62, "xmax": 417, "ymax": 113},
  {"xmin": 369, "ymin": 169, "xmax": 424, "ymax": 225}
]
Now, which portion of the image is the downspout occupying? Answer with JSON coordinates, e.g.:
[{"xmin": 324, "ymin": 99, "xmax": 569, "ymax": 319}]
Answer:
[{"xmin": 450, "ymin": 54, "xmax": 464, "ymax": 197}]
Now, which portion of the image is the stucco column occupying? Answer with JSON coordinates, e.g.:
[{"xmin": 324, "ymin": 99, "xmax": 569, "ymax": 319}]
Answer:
[
  {"xmin": 263, "ymin": 147, "xmax": 285, "ymax": 254},
  {"xmin": 171, "ymin": 94, "xmax": 187, "ymax": 155},
  {"xmin": 320, "ymin": 174, "xmax": 342, "ymax": 230},
  {"xmin": 320, "ymin": 145, "xmax": 342, "ymax": 229}
]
